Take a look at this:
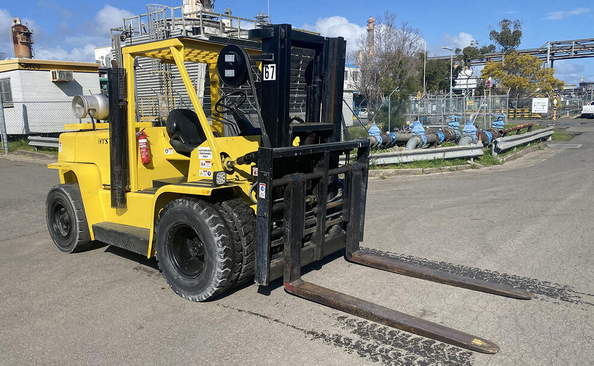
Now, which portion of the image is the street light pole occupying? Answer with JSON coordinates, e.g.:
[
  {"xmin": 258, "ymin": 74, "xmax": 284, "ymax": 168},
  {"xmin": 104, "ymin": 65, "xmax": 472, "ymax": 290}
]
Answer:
[
  {"xmin": 387, "ymin": 87, "xmax": 398, "ymax": 132},
  {"xmin": 443, "ymin": 46, "xmax": 453, "ymax": 113},
  {"xmin": 423, "ymin": 43, "xmax": 427, "ymax": 95}
]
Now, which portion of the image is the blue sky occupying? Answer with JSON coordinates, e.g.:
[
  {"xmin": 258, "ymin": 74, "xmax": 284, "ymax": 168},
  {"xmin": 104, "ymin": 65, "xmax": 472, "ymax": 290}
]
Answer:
[{"xmin": 1, "ymin": 0, "xmax": 592, "ymax": 84}]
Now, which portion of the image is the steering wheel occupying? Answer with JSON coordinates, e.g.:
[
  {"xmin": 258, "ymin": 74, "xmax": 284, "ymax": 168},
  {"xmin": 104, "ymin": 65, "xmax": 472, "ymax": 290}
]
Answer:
[{"xmin": 215, "ymin": 90, "xmax": 247, "ymax": 113}]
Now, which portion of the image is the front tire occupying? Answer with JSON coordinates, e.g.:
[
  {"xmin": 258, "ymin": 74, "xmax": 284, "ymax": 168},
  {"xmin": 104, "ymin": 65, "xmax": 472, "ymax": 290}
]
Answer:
[
  {"xmin": 215, "ymin": 197, "xmax": 256, "ymax": 286},
  {"xmin": 155, "ymin": 198, "xmax": 235, "ymax": 301},
  {"xmin": 46, "ymin": 183, "xmax": 91, "ymax": 253}
]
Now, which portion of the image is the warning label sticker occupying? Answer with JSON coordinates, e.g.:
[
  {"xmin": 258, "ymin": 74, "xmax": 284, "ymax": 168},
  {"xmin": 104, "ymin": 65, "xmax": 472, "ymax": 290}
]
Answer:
[
  {"xmin": 164, "ymin": 148, "xmax": 174, "ymax": 155},
  {"xmin": 199, "ymin": 170, "xmax": 212, "ymax": 178},
  {"xmin": 259, "ymin": 183, "xmax": 266, "ymax": 199},
  {"xmin": 198, "ymin": 147, "xmax": 213, "ymax": 159},
  {"xmin": 200, "ymin": 160, "xmax": 212, "ymax": 169}
]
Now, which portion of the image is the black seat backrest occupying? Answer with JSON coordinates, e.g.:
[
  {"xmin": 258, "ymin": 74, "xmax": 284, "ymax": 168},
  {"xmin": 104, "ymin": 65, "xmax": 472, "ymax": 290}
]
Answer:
[
  {"xmin": 232, "ymin": 110, "xmax": 261, "ymax": 136},
  {"xmin": 166, "ymin": 109, "xmax": 207, "ymax": 156}
]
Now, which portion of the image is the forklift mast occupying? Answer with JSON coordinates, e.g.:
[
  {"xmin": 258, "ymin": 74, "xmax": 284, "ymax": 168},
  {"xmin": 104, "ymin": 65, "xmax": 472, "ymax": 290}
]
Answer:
[
  {"xmin": 250, "ymin": 24, "xmax": 345, "ymax": 148},
  {"xmin": 240, "ymin": 25, "xmax": 371, "ymax": 286}
]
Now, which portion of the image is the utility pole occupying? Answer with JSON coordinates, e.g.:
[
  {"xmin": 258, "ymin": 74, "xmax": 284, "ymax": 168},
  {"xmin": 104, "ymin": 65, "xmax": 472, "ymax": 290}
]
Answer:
[
  {"xmin": 423, "ymin": 43, "xmax": 426, "ymax": 95},
  {"xmin": 387, "ymin": 87, "xmax": 399, "ymax": 132},
  {"xmin": 0, "ymin": 102, "xmax": 8, "ymax": 155},
  {"xmin": 443, "ymin": 46, "xmax": 453, "ymax": 114}
]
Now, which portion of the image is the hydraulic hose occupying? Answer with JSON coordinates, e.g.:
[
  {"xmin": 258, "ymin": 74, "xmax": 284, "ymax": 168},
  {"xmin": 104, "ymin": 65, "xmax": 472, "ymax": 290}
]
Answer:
[{"xmin": 248, "ymin": 181, "xmax": 258, "ymax": 203}]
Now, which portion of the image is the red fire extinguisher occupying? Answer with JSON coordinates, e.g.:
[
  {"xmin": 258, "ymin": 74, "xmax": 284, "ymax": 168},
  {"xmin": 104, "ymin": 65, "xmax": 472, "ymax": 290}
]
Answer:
[{"xmin": 137, "ymin": 129, "xmax": 151, "ymax": 165}]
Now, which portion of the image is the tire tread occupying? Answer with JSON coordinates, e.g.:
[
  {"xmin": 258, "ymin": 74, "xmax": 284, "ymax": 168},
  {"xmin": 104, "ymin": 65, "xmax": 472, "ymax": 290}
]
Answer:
[{"xmin": 155, "ymin": 197, "xmax": 235, "ymax": 302}]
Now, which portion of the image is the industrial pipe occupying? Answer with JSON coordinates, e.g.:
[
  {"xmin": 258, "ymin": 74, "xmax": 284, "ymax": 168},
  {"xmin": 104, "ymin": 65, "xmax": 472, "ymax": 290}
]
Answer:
[
  {"xmin": 405, "ymin": 126, "xmax": 460, "ymax": 150},
  {"xmin": 424, "ymin": 128, "xmax": 459, "ymax": 146},
  {"xmin": 367, "ymin": 135, "xmax": 381, "ymax": 148},
  {"xmin": 458, "ymin": 120, "xmax": 478, "ymax": 146},
  {"xmin": 367, "ymin": 122, "xmax": 417, "ymax": 149},
  {"xmin": 405, "ymin": 135, "xmax": 423, "ymax": 150},
  {"xmin": 405, "ymin": 121, "xmax": 427, "ymax": 150},
  {"xmin": 367, "ymin": 120, "xmax": 460, "ymax": 150},
  {"xmin": 477, "ymin": 129, "xmax": 502, "ymax": 145},
  {"xmin": 502, "ymin": 123, "xmax": 534, "ymax": 135}
]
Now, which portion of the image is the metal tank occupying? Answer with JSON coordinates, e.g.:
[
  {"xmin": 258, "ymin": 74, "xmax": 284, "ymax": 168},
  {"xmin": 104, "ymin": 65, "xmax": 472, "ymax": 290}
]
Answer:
[{"xmin": 11, "ymin": 17, "xmax": 33, "ymax": 59}]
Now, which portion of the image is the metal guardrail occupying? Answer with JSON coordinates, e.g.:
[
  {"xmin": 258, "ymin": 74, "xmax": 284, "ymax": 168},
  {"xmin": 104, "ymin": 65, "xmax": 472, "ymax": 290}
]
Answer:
[
  {"xmin": 370, "ymin": 144, "xmax": 484, "ymax": 165},
  {"xmin": 28, "ymin": 136, "xmax": 59, "ymax": 149},
  {"xmin": 492, "ymin": 127, "xmax": 554, "ymax": 156},
  {"xmin": 26, "ymin": 128, "xmax": 550, "ymax": 160}
]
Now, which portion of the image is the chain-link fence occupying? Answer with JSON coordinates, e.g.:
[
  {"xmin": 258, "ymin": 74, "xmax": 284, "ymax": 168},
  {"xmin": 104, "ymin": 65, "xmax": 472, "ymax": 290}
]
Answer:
[
  {"xmin": 404, "ymin": 94, "xmax": 591, "ymax": 129},
  {"xmin": 0, "ymin": 97, "xmax": 91, "ymax": 152},
  {"xmin": 404, "ymin": 95, "xmax": 510, "ymax": 129},
  {"xmin": 2, "ymin": 98, "xmax": 85, "ymax": 136},
  {"xmin": 343, "ymin": 91, "xmax": 592, "ymax": 136}
]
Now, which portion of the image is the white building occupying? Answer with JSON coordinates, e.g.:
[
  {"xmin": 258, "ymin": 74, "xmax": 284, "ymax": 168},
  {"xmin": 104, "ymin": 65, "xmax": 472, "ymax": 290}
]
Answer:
[
  {"xmin": 453, "ymin": 67, "xmax": 481, "ymax": 93},
  {"xmin": 94, "ymin": 46, "xmax": 113, "ymax": 67},
  {"xmin": 343, "ymin": 65, "xmax": 361, "ymax": 126},
  {"xmin": 0, "ymin": 58, "xmax": 100, "ymax": 134}
]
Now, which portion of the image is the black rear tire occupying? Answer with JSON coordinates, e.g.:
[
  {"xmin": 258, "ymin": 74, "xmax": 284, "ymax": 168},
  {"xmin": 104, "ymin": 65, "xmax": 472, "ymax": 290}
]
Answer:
[
  {"xmin": 46, "ymin": 184, "xmax": 91, "ymax": 253},
  {"xmin": 155, "ymin": 197, "xmax": 235, "ymax": 301}
]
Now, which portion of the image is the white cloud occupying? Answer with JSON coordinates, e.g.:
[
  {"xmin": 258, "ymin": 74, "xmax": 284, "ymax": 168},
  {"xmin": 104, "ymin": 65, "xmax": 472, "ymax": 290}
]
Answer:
[
  {"xmin": 93, "ymin": 5, "xmax": 134, "ymax": 36},
  {"xmin": 439, "ymin": 32, "xmax": 476, "ymax": 54},
  {"xmin": 0, "ymin": 9, "xmax": 11, "ymax": 30},
  {"xmin": 35, "ymin": 44, "xmax": 97, "ymax": 62},
  {"xmin": 0, "ymin": 5, "xmax": 133, "ymax": 60},
  {"xmin": 302, "ymin": 16, "xmax": 366, "ymax": 55},
  {"xmin": 544, "ymin": 7, "xmax": 590, "ymax": 20},
  {"xmin": 553, "ymin": 60, "xmax": 588, "ymax": 84},
  {"xmin": 0, "ymin": 10, "xmax": 11, "ymax": 57}
]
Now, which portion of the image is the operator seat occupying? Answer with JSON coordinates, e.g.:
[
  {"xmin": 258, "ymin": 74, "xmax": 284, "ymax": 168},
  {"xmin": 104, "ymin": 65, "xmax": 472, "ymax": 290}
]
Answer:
[
  {"xmin": 166, "ymin": 109, "xmax": 207, "ymax": 157},
  {"xmin": 232, "ymin": 110, "xmax": 261, "ymax": 136}
]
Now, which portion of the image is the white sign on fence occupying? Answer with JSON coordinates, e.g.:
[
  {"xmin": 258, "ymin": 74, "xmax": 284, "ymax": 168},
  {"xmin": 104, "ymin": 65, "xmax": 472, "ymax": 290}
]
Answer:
[{"xmin": 532, "ymin": 98, "xmax": 549, "ymax": 114}]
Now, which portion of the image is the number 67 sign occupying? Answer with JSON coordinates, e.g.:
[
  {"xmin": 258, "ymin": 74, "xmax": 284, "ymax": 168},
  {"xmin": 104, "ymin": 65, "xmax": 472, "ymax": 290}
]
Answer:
[{"xmin": 263, "ymin": 64, "xmax": 276, "ymax": 81}]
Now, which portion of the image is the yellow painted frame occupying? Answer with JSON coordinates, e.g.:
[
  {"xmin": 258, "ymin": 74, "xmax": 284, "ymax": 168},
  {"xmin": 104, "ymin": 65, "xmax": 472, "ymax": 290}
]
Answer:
[
  {"xmin": 169, "ymin": 45, "xmax": 224, "ymax": 174},
  {"xmin": 51, "ymin": 37, "xmax": 263, "ymax": 259},
  {"xmin": 121, "ymin": 38, "xmax": 261, "ymax": 191}
]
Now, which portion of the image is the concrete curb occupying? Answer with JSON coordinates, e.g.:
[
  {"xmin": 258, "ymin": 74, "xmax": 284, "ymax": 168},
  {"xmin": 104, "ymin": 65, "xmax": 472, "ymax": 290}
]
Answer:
[
  {"xmin": 369, "ymin": 163, "xmax": 475, "ymax": 177},
  {"xmin": 0, "ymin": 150, "xmax": 58, "ymax": 165},
  {"xmin": 501, "ymin": 142, "xmax": 547, "ymax": 162},
  {"xmin": 14, "ymin": 150, "xmax": 58, "ymax": 160}
]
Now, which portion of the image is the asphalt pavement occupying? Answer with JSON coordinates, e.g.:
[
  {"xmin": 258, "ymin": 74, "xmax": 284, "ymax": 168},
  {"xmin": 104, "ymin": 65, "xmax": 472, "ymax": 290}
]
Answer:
[{"xmin": 1, "ymin": 119, "xmax": 593, "ymax": 366}]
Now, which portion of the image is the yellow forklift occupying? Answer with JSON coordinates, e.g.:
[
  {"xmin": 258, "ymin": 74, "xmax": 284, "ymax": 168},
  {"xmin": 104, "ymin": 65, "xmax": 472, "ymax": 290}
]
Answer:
[{"xmin": 46, "ymin": 24, "xmax": 531, "ymax": 353}]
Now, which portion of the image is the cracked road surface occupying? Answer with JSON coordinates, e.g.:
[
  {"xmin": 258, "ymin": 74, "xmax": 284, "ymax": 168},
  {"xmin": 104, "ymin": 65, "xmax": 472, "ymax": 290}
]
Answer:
[{"xmin": 1, "ymin": 118, "xmax": 593, "ymax": 365}]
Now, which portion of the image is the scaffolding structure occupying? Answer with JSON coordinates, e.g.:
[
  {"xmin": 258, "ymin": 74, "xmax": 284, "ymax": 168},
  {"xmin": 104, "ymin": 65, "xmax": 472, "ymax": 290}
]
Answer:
[{"xmin": 430, "ymin": 38, "xmax": 594, "ymax": 68}]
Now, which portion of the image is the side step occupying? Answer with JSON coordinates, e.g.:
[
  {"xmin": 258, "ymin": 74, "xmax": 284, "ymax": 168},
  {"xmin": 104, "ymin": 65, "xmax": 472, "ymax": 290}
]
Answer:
[{"xmin": 92, "ymin": 222, "xmax": 150, "ymax": 256}]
